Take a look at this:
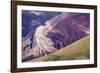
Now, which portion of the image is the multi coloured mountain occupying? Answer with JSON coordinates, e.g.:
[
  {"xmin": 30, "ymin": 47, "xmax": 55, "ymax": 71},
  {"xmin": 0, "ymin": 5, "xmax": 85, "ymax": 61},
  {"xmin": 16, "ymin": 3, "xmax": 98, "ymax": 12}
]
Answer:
[{"xmin": 22, "ymin": 11, "xmax": 90, "ymax": 62}]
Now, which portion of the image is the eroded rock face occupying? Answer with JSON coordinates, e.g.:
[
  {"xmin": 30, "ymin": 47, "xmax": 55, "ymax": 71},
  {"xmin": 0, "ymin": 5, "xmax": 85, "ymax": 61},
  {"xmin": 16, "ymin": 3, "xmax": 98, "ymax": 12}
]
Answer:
[
  {"xmin": 46, "ymin": 13, "xmax": 90, "ymax": 49},
  {"xmin": 22, "ymin": 12, "xmax": 90, "ymax": 62}
]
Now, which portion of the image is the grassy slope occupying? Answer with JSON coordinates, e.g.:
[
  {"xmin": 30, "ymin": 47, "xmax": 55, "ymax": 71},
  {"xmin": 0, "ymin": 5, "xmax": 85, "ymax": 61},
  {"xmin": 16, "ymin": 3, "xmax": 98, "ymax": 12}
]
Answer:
[{"xmin": 30, "ymin": 36, "xmax": 90, "ymax": 62}]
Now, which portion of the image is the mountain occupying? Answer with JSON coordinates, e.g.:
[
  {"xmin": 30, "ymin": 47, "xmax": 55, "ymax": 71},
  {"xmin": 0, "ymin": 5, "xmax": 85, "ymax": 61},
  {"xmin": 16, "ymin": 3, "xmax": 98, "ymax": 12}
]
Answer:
[
  {"xmin": 22, "ymin": 12, "xmax": 90, "ymax": 62},
  {"xmin": 46, "ymin": 13, "xmax": 90, "ymax": 49}
]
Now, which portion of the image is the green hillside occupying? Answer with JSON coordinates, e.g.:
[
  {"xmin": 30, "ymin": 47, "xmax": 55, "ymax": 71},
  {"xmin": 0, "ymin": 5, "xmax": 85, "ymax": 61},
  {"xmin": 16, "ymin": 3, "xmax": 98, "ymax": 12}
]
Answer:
[{"xmin": 30, "ymin": 36, "xmax": 90, "ymax": 62}]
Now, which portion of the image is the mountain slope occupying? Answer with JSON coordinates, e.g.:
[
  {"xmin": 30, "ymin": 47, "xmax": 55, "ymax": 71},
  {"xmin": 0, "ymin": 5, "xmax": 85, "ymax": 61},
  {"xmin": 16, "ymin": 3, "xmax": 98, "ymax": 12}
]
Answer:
[
  {"xmin": 30, "ymin": 35, "xmax": 90, "ymax": 62},
  {"xmin": 46, "ymin": 13, "xmax": 90, "ymax": 49}
]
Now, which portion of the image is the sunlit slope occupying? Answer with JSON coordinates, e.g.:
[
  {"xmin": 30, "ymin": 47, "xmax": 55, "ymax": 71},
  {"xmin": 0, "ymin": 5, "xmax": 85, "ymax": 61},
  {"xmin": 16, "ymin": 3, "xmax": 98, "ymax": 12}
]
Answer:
[{"xmin": 30, "ymin": 36, "xmax": 90, "ymax": 62}]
